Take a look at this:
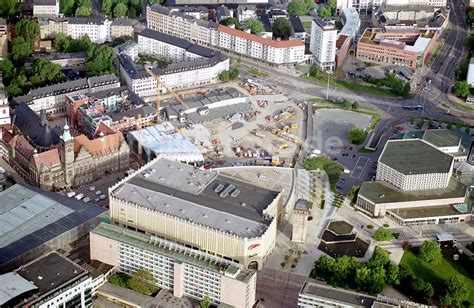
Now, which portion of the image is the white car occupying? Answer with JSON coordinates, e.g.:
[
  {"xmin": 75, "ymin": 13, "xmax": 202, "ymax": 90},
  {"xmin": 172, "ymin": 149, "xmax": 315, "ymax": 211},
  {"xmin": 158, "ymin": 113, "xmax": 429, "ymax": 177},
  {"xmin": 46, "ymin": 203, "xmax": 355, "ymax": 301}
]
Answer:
[
  {"xmin": 75, "ymin": 193, "xmax": 84, "ymax": 200},
  {"xmin": 99, "ymin": 194, "xmax": 107, "ymax": 200},
  {"xmin": 95, "ymin": 190, "xmax": 102, "ymax": 196},
  {"xmin": 66, "ymin": 191, "xmax": 76, "ymax": 198},
  {"xmin": 88, "ymin": 186, "xmax": 96, "ymax": 191},
  {"xmin": 83, "ymin": 197, "xmax": 91, "ymax": 203}
]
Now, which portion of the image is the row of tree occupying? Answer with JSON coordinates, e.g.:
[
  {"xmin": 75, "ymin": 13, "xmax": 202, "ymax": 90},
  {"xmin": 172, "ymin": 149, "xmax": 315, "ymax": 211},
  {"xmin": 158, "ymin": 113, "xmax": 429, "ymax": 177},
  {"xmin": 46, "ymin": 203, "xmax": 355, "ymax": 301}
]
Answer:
[
  {"xmin": 318, "ymin": 0, "xmax": 336, "ymax": 18},
  {"xmin": 452, "ymin": 34, "xmax": 474, "ymax": 97},
  {"xmin": 287, "ymin": 0, "xmax": 315, "ymax": 16},
  {"xmin": 102, "ymin": 0, "xmax": 142, "ymax": 18},
  {"xmin": 60, "ymin": 0, "xmax": 93, "ymax": 17},
  {"xmin": 0, "ymin": 0, "xmax": 19, "ymax": 18},
  {"xmin": 363, "ymin": 74, "xmax": 411, "ymax": 97}
]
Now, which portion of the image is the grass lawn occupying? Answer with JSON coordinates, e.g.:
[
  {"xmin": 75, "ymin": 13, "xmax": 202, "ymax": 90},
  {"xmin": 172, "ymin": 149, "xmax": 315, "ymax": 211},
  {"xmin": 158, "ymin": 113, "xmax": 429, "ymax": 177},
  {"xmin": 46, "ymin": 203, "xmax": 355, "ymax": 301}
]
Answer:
[
  {"xmin": 249, "ymin": 67, "xmax": 269, "ymax": 78},
  {"xmin": 304, "ymin": 75, "xmax": 397, "ymax": 97},
  {"xmin": 302, "ymin": 21, "xmax": 312, "ymax": 29},
  {"xmin": 400, "ymin": 250, "xmax": 474, "ymax": 304}
]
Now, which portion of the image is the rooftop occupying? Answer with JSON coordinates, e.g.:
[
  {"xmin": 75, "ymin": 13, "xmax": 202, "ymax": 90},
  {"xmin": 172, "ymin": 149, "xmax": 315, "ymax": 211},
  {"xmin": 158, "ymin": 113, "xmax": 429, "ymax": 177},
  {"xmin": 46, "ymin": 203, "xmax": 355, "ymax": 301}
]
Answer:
[
  {"xmin": 340, "ymin": 7, "xmax": 360, "ymax": 38},
  {"xmin": 111, "ymin": 17, "xmax": 136, "ymax": 26},
  {"xmin": 300, "ymin": 281, "xmax": 376, "ymax": 307},
  {"xmin": 422, "ymin": 129, "xmax": 461, "ymax": 148},
  {"xmin": 92, "ymin": 223, "xmax": 255, "ymax": 282},
  {"xmin": 388, "ymin": 204, "xmax": 467, "ymax": 219},
  {"xmin": 312, "ymin": 18, "xmax": 337, "ymax": 30},
  {"xmin": 0, "ymin": 272, "xmax": 37, "ymax": 306},
  {"xmin": 218, "ymin": 25, "xmax": 304, "ymax": 48},
  {"xmin": 358, "ymin": 178, "xmax": 467, "ymax": 204},
  {"xmin": 17, "ymin": 252, "xmax": 88, "ymax": 303},
  {"xmin": 0, "ymin": 184, "xmax": 106, "ymax": 271},
  {"xmin": 111, "ymin": 158, "xmax": 279, "ymax": 237},
  {"xmin": 379, "ymin": 139, "xmax": 453, "ymax": 175},
  {"xmin": 34, "ymin": 0, "xmax": 57, "ymax": 6}
]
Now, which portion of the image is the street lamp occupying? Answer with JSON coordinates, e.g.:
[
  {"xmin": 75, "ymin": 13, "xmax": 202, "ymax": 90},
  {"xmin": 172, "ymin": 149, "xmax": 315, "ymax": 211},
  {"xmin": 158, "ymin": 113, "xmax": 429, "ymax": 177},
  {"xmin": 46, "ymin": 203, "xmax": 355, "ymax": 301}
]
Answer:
[{"xmin": 326, "ymin": 69, "xmax": 333, "ymax": 100}]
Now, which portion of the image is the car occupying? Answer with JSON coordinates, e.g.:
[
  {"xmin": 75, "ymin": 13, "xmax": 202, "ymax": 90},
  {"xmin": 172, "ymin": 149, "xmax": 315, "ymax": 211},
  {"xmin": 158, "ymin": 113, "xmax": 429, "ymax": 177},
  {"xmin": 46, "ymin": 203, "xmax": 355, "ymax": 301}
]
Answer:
[
  {"xmin": 88, "ymin": 186, "xmax": 96, "ymax": 191},
  {"xmin": 83, "ymin": 197, "xmax": 91, "ymax": 203},
  {"xmin": 75, "ymin": 193, "xmax": 84, "ymax": 200},
  {"xmin": 66, "ymin": 191, "xmax": 76, "ymax": 198},
  {"xmin": 99, "ymin": 194, "xmax": 107, "ymax": 200},
  {"xmin": 94, "ymin": 198, "xmax": 100, "ymax": 202},
  {"xmin": 95, "ymin": 190, "xmax": 102, "ymax": 196}
]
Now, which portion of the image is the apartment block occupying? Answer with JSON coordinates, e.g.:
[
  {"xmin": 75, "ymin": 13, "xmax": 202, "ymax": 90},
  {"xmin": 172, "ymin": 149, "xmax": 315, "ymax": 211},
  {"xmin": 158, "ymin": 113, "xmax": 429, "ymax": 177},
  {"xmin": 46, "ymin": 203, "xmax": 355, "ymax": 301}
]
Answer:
[
  {"xmin": 310, "ymin": 18, "xmax": 338, "ymax": 71},
  {"xmin": 33, "ymin": 0, "xmax": 59, "ymax": 17}
]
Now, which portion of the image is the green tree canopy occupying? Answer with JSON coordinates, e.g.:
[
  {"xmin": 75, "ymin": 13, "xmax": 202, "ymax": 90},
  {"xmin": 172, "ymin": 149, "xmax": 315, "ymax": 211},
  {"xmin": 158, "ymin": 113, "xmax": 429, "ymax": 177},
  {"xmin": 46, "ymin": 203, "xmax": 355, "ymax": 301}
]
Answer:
[
  {"xmin": 127, "ymin": 269, "xmax": 158, "ymax": 296},
  {"xmin": 85, "ymin": 45, "xmax": 116, "ymax": 76},
  {"xmin": 69, "ymin": 35, "xmax": 93, "ymax": 52},
  {"xmin": 348, "ymin": 127, "xmax": 367, "ymax": 145},
  {"xmin": 355, "ymin": 266, "xmax": 386, "ymax": 294},
  {"xmin": 418, "ymin": 241, "xmax": 442, "ymax": 264},
  {"xmin": 0, "ymin": 0, "xmax": 20, "ymax": 17},
  {"xmin": 318, "ymin": 7, "xmax": 331, "ymax": 18},
  {"xmin": 229, "ymin": 67, "xmax": 239, "ymax": 79},
  {"xmin": 288, "ymin": 0, "xmax": 306, "ymax": 15},
  {"xmin": 11, "ymin": 37, "xmax": 33, "ymax": 64},
  {"xmin": 15, "ymin": 19, "xmax": 40, "ymax": 43},
  {"xmin": 244, "ymin": 19, "xmax": 265, "ymax": 35},
  {"xmin": 113, "ymin": 2, "xmax": 128, "ymax": 18},
  {"xmin": 220, "ymin": 17, "xmax": 240, "ymax": 28},
  {"xmin": 102, "ymin": 0, "xmax": 113, "ymax": 16},
  {"xmin": 7, "ymin": 74, "xmax": 32, "ymax": 97},
  {"xmin": 440, "ymin": 276, "xmax": 468, "ymax": 306},
  {"xmin": 386, "ymin": 264, "xmax": 400, "ymax": 286},
  {"xmin": 368, "ymin": 247, "xmax": 390, "ymax": 269},
  {"xmin": 411, "ymin": 277, "xmax": 434, "ymax": 299},
  {"xmin": 453, "ymin": 80, "xmax": 470, "ymax": 97},
  {"xmin": 200, "ymin": 295, "xmax": 212, "ymax": 308},
  {"xmin": 54, "ymin": 33, "xmax": 71, "ymax": 52},
  {"xmin": 272, "ymin": 17, "xmax": 291, "ymax": 40},
  {"xmin": 0, "ymin": 59, "xmax": 15, "ymax": 82},
  {"xmin": 373, "ymin": 228, "xmax": 394, "ymax": 241},
  {"xmin": 75, "ymin": 5, "xmax": 91, "ymax": 17},
  {"xmin": 351, "ymin": 101, "xmax": 359, "ymax": 110},
  {"xmin": 219, "ymin": 70, "xmax": 229, "ymax": 81},
  {"xmin": 29, "ymin": 58, "xmax": 65, "ymax": 86},
  {"xmin": 60, "ymin": 0, "xmax": 75, "ymax": 15}
]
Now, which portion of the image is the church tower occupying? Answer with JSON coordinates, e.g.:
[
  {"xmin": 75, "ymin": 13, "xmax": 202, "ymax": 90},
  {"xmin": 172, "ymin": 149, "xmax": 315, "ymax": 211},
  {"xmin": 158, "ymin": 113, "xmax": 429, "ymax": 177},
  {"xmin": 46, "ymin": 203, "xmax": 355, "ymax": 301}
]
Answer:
[{"xmin": 61, "ymin": 124, "xmax": 75, "ymax": 186}]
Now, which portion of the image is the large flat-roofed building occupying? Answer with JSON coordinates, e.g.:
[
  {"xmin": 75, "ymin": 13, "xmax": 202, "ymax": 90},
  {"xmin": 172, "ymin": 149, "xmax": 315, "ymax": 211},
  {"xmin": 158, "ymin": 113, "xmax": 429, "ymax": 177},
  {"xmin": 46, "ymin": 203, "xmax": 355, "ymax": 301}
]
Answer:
[
  {"xmin": 90, "ymin": 223, "xmax": 257, "ymax": 307},
  {"xmin": 0, "ymin": 184, "xmax": 106, "ymax": 273},
  {"xmin": 108, "ymin": 157, "xmax": 283, "ymax": 270},
  {"xmin": 33, "ymin": 0, "xmax": 59, "ymax": 17},
  {"xmin": 376, "ymin": 139, "xmax": 453, "ymax": 191},
  {"xmin": 356, "ymin": 27, "xmax": 438, "ymax": 69}
]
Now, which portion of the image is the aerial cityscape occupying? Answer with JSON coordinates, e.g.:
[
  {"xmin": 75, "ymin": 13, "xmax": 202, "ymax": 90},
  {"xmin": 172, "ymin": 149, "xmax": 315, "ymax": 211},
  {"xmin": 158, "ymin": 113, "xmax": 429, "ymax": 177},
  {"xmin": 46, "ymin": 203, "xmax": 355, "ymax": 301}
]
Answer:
[{"xmin": 0, "ymin": 0, "xmax": 472, "ymax": 306}]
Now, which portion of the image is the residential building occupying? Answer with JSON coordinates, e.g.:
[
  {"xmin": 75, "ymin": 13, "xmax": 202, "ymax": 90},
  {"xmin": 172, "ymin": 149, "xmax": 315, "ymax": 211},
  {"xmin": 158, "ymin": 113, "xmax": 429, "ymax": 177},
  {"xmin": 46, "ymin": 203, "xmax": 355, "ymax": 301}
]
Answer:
[
  {"xmin": 237, "ymin": 5, "xmax": 257, "ymax": 23},
  {"xmin": 0, "ymin": 18, "xmax": 7, "ymax": 60},
  {"xmin": 373, "ymin": 5, "xmax": 450, "ymax": 30},
  {"xmin": 0, "ymin": 74, "xmax": 10, "ymax": 126},
  {"xmin": 336, "ymin": 0, "xmax": 445, "ymax": 12},
  {"xmin": 1, "ymin": 252, "xmax": 93, "ymax": 307},
  {"xmin": 356, "ymin": 139, "xmax": 470, "ymax": 225},
  {"xmin": 146, "ymin": 4, "xmax": 305, "ymax": 65},
  {"xmin": 90, "ymin": 223, "xmax": 257, "ymax": 307},
  {"xmin": 128, "ymin": 122, "xmax": 203, "ymax": 163},
  {"xmin": 335, "ymin": 34, "xmax": 352, "ymax": 68},
  {"xmin": 108, "ymin": 157, "xmax": 283, "ymax": 270},
  {"xmin": 33, "ymin": 0, "xmax": 59, "ymax": 17},
  {"xmin": 38, "ymin": 17, "xmax": 68, "ymax": 39},
  {"xmin": 111, "ymin": 18, "xmax": 136, "ymax": 38},
  {"xmin": 467, "ymin": 58, "xmax": 474, "ymax": 87},
  {"xmin": 310, "ymin": 18, "xmax": 338, "ymax": 71},
  {"xmin": 11, "ymin": 74, "xmax": 120, "ymax": 115},
  {"xmin": 169, "ymin": 0, "xmax": 267, "ymax": 4},
  {"xmin": 0, "ymin": 183, "xmax": 105, "ymax": 272},
  {"xmin": 68, "ymin": 17, "xmax": 112, "ymax": 44},
  {"xmin": 356, "ymin": 27, "xmax": 438, "ymax": 69},
  {"xmin": 217, "ymin": 5, "xmax": 233, "ymax": 22}
]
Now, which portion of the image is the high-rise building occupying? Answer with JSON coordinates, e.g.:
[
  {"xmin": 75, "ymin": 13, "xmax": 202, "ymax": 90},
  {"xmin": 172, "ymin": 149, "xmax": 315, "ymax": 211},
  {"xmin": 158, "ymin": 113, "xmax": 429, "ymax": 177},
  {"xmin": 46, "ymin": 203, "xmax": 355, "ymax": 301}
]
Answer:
[{"xmin": 310, "ymin": 18, "xmax": 338, "ymax": 71}]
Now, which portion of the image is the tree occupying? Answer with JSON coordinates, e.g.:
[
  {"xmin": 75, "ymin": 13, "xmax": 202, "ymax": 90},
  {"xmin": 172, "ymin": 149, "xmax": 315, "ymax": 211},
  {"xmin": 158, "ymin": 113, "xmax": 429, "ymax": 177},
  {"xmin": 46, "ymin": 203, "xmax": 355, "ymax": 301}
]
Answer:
[
  {"xmin": 6, "ymin": 83, "xmax": 23, "ymax": 96},
  {"xmin": 386, "ymin": 264, "xmax": 400, "ymax": 286},
  {"xmin": 373, "ymin": 228, "xmax": 394, "ymax": 241},
  {"xmin": 102, "ymin": 0, "xmax": 113, "ymax": 16},
  {"xmin": 220, "ymin": 17, "xmax": 240, "ymax": 28},
  {"xmin": 351, "ymin": 101, "xmax": 359, "ymax": 110},
  {"xmin": 272, "ymin": 17, "xmax": 291, "ymax": 40},
  {"xmin": 355, "ymin": 266, "xmax": 386, "ymax": 294},
  {"xmin": 317, "ymin": 7, "xmax": 331, "ymax": 18},
  {"xmin": 11, "ymin": 37, "xmax": 33, "ymax": 64},
  {"xmin": 411, "ymin": 277, "xmax": 434, "ymax": 299},
  {"xmin": 440, "ymin": 276, "xmax": 468, "ymax": 306},
  {"xmin": 8, "ymin": 74, "xmax": 32, "ymax": 96},
  {"xmin": 69, "ymin": 35, "xmax": 93, "ymax": 52},
  {"xmin": 219, "ymin": 70, "xmax": 229, "ymax": 81},
  {"xmin": 113, "ymin": 3, "xmax": 128, "ymax": 18},
  {"xmin": 15, "ymin": 19, "xmax": 40, "ymax": 43},
  {"xmin": 332, "ymin": 256, "xmax": 360, "ymax": 284},
  {"xmin": 200, "ymin": 295, "xmax": 212, "ymax": 308},
  {"xmin": 85, "ymin": 45, "xmax": 116, "ymax": 76},
  {"xmin": 127, "ymin": 269, "xmax": 158, "ymax": 296},
  {"xmin": 60, "ymin": 0, "xmax": 75, "ymax": 15},
  {"xmin": 309, "ymin": 66, "xmax": 320, "ymax": 78},
  {"xmin": 0, "ymin": 59, "xmax": 15, "ymax": 82},
  {"xmin": 313, "ymin": 255, "xmax": 335, "ymax": 279},
  {"xmin": 368, "ymin": 247, "xmax": 390, "ymax": 269},
  {"xmin": 348, "ymin": 127, "xmax": 367, "ymax": 145},
  {"xmin": 54, "ymin": 33, "xmax": 71, "ymax": 52},
  {"xmin": 419, "ymin": 241, "xmax": 442, "ymax": 264},
  {"xmin": 75, "ymin": 6, "xmax": 91, "ymax": 17},
  {"xmin": 401, "ymin": 82, "xmax": 411, "ymax": 97},
  {"xmin": 453, "ymin": 80, "xmax": 470, "ymax": 97},
  {"xmin": 244, "ymin": 19, "xmax": 264, "ymax": 35},
  {"xmin": 30, "ymin": 58, "xmax": 65, "ymax": 86},
  {"xmin": 288, "ymin": 0, "xmax": 306, "ymax": 15},
  {"xmin": 342, "ymin": 100, "xmax": 351, "ymax": 110},
  {"xmin": 327, "ymin": 0, "xmax": 337, "ymax": 11},
  {"xmin": 0, "ymin": 0, "xmax": 20, "ymax": 17},
  {"xmin": 229, "ymin": 67, "xmax": 239, "ymax": 79}
]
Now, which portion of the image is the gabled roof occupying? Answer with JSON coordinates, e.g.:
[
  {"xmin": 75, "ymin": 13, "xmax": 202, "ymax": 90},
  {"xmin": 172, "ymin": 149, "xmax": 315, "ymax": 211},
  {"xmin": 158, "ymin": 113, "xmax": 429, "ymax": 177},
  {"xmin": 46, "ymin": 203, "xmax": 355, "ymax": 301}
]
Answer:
[
  {"xmin": 32, "ymin": 148, "xmax": 61, "ymax": 171},
  {"xmin": 9, "ymin": 135, "xmax": 35, "ymax": 159},
  {"xmin": 94, "ymin": 122, "xmax": 117, "ymax": 138},
  {"xmin": 74, "ymin": 133, "xmax": 125, "ymax": 157}
]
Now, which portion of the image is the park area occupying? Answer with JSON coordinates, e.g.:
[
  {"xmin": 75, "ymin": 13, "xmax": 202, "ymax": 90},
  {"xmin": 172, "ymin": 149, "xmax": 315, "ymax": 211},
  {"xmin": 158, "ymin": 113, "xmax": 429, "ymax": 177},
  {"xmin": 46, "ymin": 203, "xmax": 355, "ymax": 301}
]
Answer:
[{"xmin": 400, "ymin": 247, "xmax": 474, "ymax": 305}]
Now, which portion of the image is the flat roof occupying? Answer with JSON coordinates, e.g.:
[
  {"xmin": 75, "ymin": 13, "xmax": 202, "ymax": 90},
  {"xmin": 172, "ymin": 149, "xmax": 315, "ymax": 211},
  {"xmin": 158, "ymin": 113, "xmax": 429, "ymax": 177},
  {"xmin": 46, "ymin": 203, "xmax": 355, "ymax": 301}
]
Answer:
[
  {"xmin": 17, "ymin": 252, "xmax": 88, "ymax": 301},
  {"xmin": 111, "ymin": 158, "xmax": 278, "ymax": 237},
  {"xmin": 300, "ymin": 281, "xmax": 376, "ymax": 307},
  {"xmin": 379, "ymin": 139, "xmax": 453, "ymax": 175},
  {"xmin": 0, "ymin": 272, "xmax": 37, "ymax": 306},
  {"xmin": 388, "ymin": 205, "xmax": 465, "ymax": 219},
  {"xmin": 404, "ymin": 36, "xmax": 430, "ymax": 52},
  {"xmin": 422, "ymin": 129, "xmax": 461, "ymax": 148},
  {"xmin": 92, "ymin": 223, "xmax": 255, "ymax": 282},
  {"xmin": 0, "ymin": 184, "xmax": 106, "ymax": 270},
  {"xmin": 340, "ymin": 7, "xmax": 360, "ymax": 38},
  {"xmin": 358, "ymin": 179, "xmax": 467, "ymax": 204}
]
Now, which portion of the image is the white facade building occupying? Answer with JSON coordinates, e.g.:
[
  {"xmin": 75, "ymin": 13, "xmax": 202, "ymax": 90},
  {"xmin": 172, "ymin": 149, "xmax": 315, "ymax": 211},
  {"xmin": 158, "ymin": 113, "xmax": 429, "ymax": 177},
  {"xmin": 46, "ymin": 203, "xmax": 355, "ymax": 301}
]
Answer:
[
  {"xmin": 33, "ymin": 0, "xmax": 59, "ymax": 17},
  {"xmin": 0, "ymin": 75, "xmax": 10, "ymax": 126},
  {"xmin": 340, "ymin": 7, "xmax": 361, "ymax": 39},
  {"xmin": 467, "ymin": 58, "xmax": 474, "ymax": 87},
  {"xmin": 336, "ymin": 0, "xmax": 445, "ymax": 12},
  {"xmin": 68, "ymin": 18, "xmax": 112, "ymax": 44},
  {"xmin": 310, "ymin": 18, "xmax": 338, "ymax": 71}
]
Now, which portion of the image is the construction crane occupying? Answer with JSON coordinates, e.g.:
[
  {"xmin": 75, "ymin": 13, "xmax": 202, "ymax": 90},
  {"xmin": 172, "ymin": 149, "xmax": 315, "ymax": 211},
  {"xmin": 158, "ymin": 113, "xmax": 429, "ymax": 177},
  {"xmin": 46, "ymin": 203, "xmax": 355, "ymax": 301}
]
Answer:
[{"xmin": 144, "ymin": 66, "xmax": 189, "ymax": 123}]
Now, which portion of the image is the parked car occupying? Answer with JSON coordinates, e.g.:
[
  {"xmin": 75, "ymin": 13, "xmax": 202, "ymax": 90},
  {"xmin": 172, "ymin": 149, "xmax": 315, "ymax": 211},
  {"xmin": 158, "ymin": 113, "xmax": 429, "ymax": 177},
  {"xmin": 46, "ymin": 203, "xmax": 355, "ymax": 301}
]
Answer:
[
  {"xmin": 66, "ymin": 191, "xmax": 76, "ymax": 198},
  {"xmin": 99, "ymin": 194, "xmax": 107, "ymax": 200},
  {"xmin": 95, "ymin": 190, "xmax": 102, "ymax": 196},
  {"xmin": 88, "ymin": 186, "xmax": 96, "ymax": 191},
  {"xmin": 83, "ymin": 197, "xmax": 91, "ymax": 203},
  {"xmin": 75, "ymin": 193, "xmax": 84, "ymax": 200}
]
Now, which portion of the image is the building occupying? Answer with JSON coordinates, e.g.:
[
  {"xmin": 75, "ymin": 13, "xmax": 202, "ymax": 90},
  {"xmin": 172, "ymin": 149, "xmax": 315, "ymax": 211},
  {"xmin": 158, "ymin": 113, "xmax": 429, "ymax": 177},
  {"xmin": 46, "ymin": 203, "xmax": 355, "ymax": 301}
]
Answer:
[
  {"xmin": 373, "ymin": 5, "xmax": 450, "ymax": 31},
  {"xmin": 38, "ymin": 17, "xmax": 68, "ymax": 39},
  {"xmin": 108, "ymin": 157, "xmax": 283, "ymax": 269},
  {"xmin": 356, "ymin": 27, "xmax": 438, "ymax": 69},
  {"xmin": 0, "ymin": 18, "xmax": 7, "ymax": 60},
  {"xmin": 356, "ymin": 139, "xmax": 470, "ymax": 225},
  {"xmin": 90, "ymin": 223, "xmax": 257, "ymax": 307},
  {"xmin": 310, "ymin": 18, "xmax": 338, "ymax": 71},
  {"xmin": 111, "ymin": 18, "xmax": 136, "ymax": 38},
  {"xmin": 146, "ymin": 4, "xmax": 305, "ymax": 65},
  {"xmin": 32, "ymin": 51, "xmax": 87, "ymax": 67},
  {"xmin": 216, "ymin": 5, "xmax": 233, "ymax": 22},
  {"xmin": 33, "ymin": 0, "xmax": 59, "ymax": 17},
  {"xmin": 340, "ymin": 8, "xmax": 360, "ymax": 39},
  {"xmin": 292, "ymin": 199, "xmax": 309, "ymax": 243},
  {"xmin": 11, "ymin": 74, "xmax": 120, "ymax": 115},
  {"xmin": 68, "ymin": 87, "xmax": 156, "ymax": 138},
  {"xmin": 335, "ymin": 34, "xmax": 352, "ymax": 68},
  {"xmin": 68, "ymin": 17, "xmax": 112, "ymax": 44},
  {"xmin": 467, "ymin": 58, "xmax": 474, "ymax": 87},
  {"xmin": 0, "ymin": 74, "xmax": 10, "ymax": 126},
  {"xmin": 128, "ymin": 122, "xmax": 203, "ymax": 163},
  {"xmin": 298, "ymin": 281, "xmax": 418, "ymax": 307},
  {"xmin": 336, "ymin": 0, "xmax": 445, "ymax": 12},
  {"xmin": 0, "ymin": 183, "xmax": 105, "ymax": 272},
  {"xmin": 237, "ymin": 5, "xmax": 257, "ymax": 23},
  {"xmin": 2, "ymin": 252, "xmax": 93, "ymax": 307},
  {"xmin": 167, "ymin": 0, "xmax": 268, "ymax": 5}
]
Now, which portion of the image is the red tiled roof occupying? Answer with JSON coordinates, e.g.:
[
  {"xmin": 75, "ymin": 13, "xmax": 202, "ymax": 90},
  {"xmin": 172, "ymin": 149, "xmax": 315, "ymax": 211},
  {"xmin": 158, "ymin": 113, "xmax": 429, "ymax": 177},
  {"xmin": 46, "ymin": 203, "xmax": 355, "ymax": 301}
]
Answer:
[
  {"xmin": 217, "ymin": 25, "xmax": 304, "ymax": 48},
  {"xmin": 33, "ymin": 148, "xmax": 61, "ymax": 170},
  {"xmin": 94, "ymin": 122, "xmax": 116, "ymax": 138},
  {"xmin": 74, "ymin": 132, "xmax": 124, "ymax": 157}
]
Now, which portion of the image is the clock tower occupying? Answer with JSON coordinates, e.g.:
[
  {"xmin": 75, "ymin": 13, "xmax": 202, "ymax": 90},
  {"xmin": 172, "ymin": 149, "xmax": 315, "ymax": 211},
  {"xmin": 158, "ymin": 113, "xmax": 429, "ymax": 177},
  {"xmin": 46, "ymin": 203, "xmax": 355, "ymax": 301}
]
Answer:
[{"xmin": 61, "ymin": 124, "xmax": 75, "ymax": 186}]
